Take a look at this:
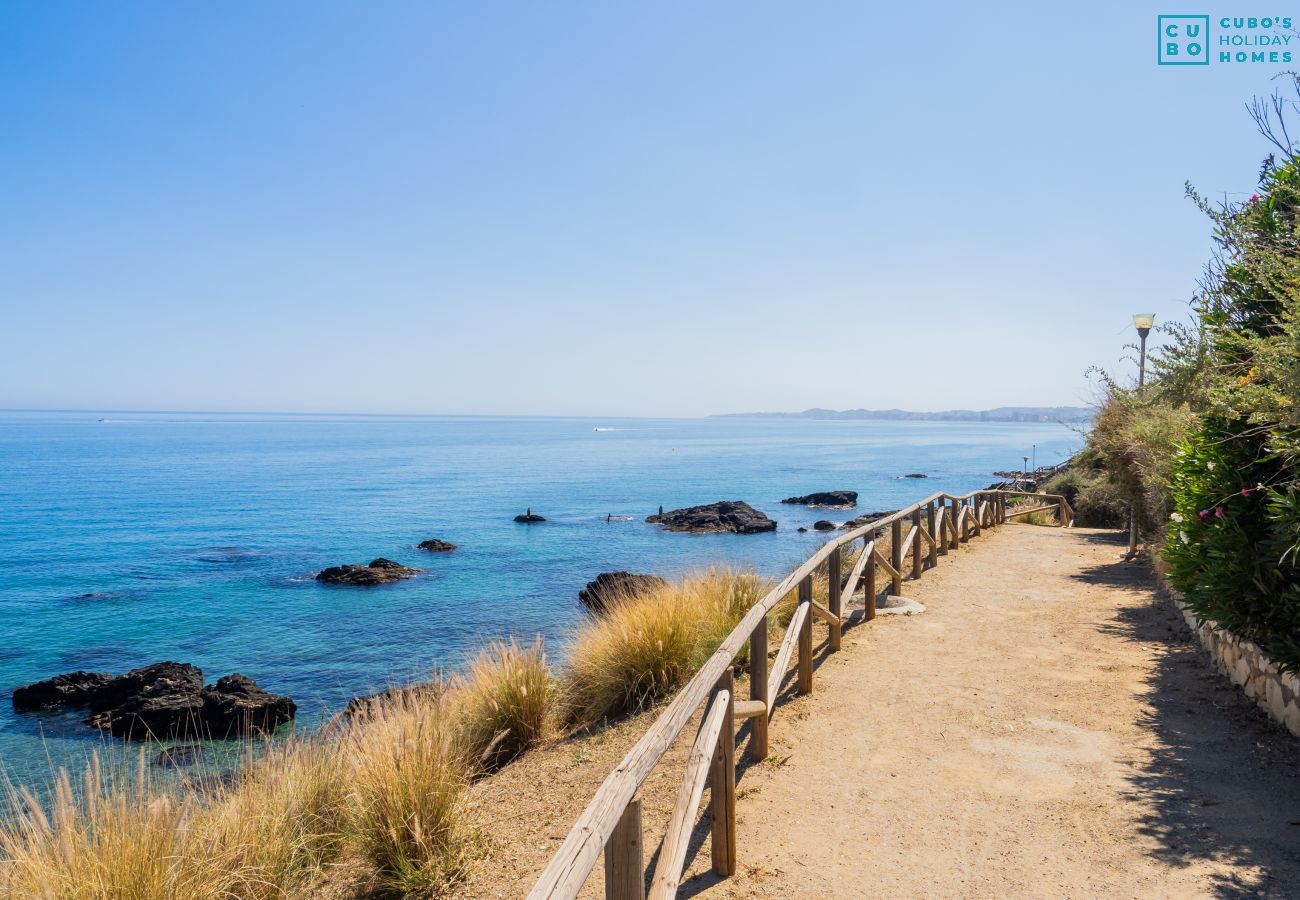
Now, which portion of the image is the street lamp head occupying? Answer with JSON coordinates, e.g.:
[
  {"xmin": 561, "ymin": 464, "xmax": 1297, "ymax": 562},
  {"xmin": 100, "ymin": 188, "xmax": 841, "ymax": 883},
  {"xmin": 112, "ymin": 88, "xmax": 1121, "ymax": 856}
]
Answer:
[{"xmin": 1132, "ymin": 313, "xmax": 1156, "ymax": 335}]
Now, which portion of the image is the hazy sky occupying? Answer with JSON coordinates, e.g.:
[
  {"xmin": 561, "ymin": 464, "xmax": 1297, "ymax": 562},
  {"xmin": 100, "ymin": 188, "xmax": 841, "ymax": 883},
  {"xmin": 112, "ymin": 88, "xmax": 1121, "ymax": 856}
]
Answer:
[{"xmin": 0, "ymin": 3, "xmax": 1289, "ymax": 416}]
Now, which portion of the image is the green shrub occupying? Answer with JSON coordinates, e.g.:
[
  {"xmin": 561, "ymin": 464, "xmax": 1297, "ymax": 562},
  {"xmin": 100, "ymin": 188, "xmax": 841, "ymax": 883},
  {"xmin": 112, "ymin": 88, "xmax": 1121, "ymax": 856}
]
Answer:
[{"xmin": 1162, "ymin": 418, "xmax": 1300, "ymax": 673}]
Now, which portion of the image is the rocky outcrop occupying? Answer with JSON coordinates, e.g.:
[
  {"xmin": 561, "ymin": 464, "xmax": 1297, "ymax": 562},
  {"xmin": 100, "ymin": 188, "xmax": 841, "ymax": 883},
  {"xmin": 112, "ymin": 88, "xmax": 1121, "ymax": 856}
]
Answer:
[
  {"xmin": 840, "ymin": 509, "xmax": 898, "ymax": 530},
  {"xmin": 646, "ymin": 501, "xmax": 777, "ymax": 534},
  {"xmin": 200, "ymin": 674, "xmax": 298, "ymax": 737},
  {"xmin": 12, "ymin": 662, "xmax": 295, "ymax": 740},
  {"xmin": 315, "ymin": 558, "xmax": 419, "ymax": 585},
  {"xmin": 813, "ymin": 520, "xmax": 836, "ymax": 531},
  {"xmin": 343, "ymin": 683, "xmax": 438, "ymax": 718},
  {"xmin": 781, "ymin": 491, "xmax": 857, "ymax": 508},
  {"xmin": 514, "ymin": 507, "xmax": 546, "ymax": 523},
  {"xmin": 417, "ymin": 539, "xmax": 457, "ymax": 553},
  {"xmin": 578, "ymin": 571, "xmax": 667, "ymax": 614},
  {"xmin": 11, "ymin": 670, "xmax": 111, "ymax": 710}
]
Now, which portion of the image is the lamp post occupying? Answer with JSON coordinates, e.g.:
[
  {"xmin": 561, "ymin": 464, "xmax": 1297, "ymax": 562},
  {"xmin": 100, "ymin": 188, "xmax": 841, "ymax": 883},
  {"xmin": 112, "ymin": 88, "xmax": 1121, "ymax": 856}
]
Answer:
[
  {"xmin": 1022, "ymin": 455, "xmax": 1029, "ymax": 482},
  {"xmin": 1128, "ymin": 313, "xmax": 1156, "ymax": 556}
]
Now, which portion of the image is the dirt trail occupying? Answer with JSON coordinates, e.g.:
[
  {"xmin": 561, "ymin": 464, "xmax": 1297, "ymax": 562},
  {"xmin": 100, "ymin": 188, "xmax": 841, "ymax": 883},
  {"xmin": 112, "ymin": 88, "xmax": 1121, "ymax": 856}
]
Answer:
[{"xmin": 672, "ymin": 526, "xmax": 1300, "ymax": 899}]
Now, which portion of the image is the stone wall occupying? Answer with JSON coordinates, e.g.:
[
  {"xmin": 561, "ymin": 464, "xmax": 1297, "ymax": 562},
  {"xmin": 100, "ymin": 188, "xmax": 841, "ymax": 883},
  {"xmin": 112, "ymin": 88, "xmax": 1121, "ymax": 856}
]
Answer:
[{"xmin": 1176, "ymin": 600, "xmax": 1300, "ymax": 737}]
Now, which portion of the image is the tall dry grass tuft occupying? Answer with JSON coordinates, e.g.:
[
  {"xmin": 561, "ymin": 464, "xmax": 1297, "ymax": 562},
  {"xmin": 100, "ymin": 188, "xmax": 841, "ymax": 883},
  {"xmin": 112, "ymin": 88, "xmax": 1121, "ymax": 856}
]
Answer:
[
  {"xmin": 0, "ymin": 753, "xmax": 228, "ymax": 899},
  {"xmin": 453, "ymin": 637, "xmax": 554, "ymax": 772},
  {"xmin": 346, "ymin": 685, "xmax": 476, "ymax": 895},
  {"xmin": 562, "ymin": 567, "xmax": 769, "ymax": 727},
  {"xmin": 193, "ymin": 737, "xmax": 350, "ymax": 896}
]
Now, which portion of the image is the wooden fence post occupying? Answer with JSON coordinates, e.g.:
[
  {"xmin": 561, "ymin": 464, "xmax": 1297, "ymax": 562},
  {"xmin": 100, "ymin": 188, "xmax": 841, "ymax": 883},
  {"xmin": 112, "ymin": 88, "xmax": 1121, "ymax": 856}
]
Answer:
[
  {"xmin": 797, "ymin": 576, "xmax": 813, "ymax": 694},
  {"xmin": 605, "ymin": 799, "xmax": 644, "ymax": 900},
  {"xmin": 863, "ymin": 535, "xmax": 877, "ymax": 620},
  {"xmin": 972, "ymin": 494, "xmax": 982, "ymax": 537},
  {"xmin": 927, "ymin": 500, "xmax": 940, "ymax": 565},
  {"xmin": 827, "ymin": 546, "xmax": 842, "ymax": 651},
  {"xmin": 710, "ymin": 670, "xmax": 736, "ymax": 877},
  {"xmin": 911, "ymin": 507, "xmax": 923, "ymax": 580},
  {"xmin": 947, "ymin": 499, "xmax": 959, "ymax": 550},
  {"xmin": 890, "ymin": 519, "xmax": 904, "ymax": 595},
  {"xmin": 748, "ymin": 616, "xmax": 768, "ymax": 761}
]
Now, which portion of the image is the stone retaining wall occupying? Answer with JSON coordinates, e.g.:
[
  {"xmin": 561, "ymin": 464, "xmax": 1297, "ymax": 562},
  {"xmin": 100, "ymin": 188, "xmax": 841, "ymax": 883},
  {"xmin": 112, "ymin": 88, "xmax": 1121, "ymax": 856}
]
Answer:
[{"xmin": 1176, "ymin": 600, "xmax": 1300, "ymax": 737}]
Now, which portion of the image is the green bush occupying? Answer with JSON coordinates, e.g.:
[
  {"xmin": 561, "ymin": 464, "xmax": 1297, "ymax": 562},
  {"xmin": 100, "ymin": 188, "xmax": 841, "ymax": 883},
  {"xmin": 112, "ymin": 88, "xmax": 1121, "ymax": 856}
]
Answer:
[
  {"xmin": 1041, "ymin": 464, "xmax": 1127, "ymax": 528},
  {"xmin": 1162, "ymin": 418, "xmax": 1300, "ymax": 673}
]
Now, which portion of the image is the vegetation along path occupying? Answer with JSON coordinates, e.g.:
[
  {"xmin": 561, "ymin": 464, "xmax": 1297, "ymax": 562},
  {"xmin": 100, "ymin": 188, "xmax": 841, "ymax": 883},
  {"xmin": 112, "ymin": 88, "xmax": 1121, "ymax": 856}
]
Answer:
[{"xmin": 667, "ymin": 524, "xmax": 1300, "ymax": 898}]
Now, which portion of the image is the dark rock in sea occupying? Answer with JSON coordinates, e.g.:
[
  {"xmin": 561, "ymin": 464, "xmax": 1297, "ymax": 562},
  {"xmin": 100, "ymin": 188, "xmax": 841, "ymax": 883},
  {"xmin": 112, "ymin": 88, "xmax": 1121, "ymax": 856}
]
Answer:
[
  {"xmin": 781, "ymin": 491, "xmax": 858, "ymax": 509},
  {"xmin": 16, "ymin": 661, "xmax": 295, "ymax": 740},
  {"xmin": 315, "ymin": 558, "xmax": 420, "ymax": 585},
  {"xmin": 85, "ymin": 662, "xmax": 206, "ymax": 739},
  {"xmin": 12, "ymin": 670, "xmax": 112, "ymax": 711},
  {"xmin": 200, "ymin": 674, "xmax": 297, "ymax": 736},
  {"xmin": 343, "ymin": 683, "xmax": 437, "ymax": 718},
  {"xmin": 417, "ymin": 538, "xmax": 457, "ymax": 553},
  {"xmin": 514, "ymin": 507, "xmax": 546, "ymax": 523},
  {"xmin": 646, "ymin": 501, "xmax": 777, "ymax": 535},
  {"xmin": 797, "ymin": 527, "xmax": 808, "ymax": 533},
  {"xmin": 903, "ymin": 473, "xmax": 928, "ymax": 479},
  {"xmin": 578, "ymin": 571, "xmax": 668, "ymax": 614},
  {"xmin": 840, "ymin": 510, "xmax": 899, "ymax": 531},
  {"xmin": 153, "ymin": 744, "xmax": 204, "ymax": 768},
  {"xmin": 813, "ymin": 520, "xmax": 836, "ymax": 531}
]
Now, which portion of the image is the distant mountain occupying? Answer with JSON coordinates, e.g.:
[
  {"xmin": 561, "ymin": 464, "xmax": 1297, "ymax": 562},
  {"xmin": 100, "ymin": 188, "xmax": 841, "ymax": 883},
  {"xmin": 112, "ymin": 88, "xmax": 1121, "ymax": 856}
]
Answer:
[{"xmin": 710, "ymin": 406, "xmax": 1093, "ymax": 424}]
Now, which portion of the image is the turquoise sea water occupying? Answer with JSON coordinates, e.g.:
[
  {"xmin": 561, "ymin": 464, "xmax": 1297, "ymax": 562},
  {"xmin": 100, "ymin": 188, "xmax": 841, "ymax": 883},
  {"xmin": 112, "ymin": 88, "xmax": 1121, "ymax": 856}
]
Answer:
[{"xmin": 0, "ymin": 410, "xmax": 1079, "ymax": 784}]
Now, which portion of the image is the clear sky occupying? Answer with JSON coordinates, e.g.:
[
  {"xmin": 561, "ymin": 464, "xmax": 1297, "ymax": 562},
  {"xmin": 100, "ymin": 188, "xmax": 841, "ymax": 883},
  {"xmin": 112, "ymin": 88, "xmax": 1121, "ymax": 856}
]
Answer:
[{"xmin": 0, "ymin": 2, "xmax": 1289, "ymax": 416}]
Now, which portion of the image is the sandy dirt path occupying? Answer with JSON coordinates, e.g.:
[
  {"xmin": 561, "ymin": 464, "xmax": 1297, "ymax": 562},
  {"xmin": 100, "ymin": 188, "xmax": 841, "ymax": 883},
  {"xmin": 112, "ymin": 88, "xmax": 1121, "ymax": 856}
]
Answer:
[{"xmin": 670, "ymin": 525, "xmax": 1300, "ymax": 899}]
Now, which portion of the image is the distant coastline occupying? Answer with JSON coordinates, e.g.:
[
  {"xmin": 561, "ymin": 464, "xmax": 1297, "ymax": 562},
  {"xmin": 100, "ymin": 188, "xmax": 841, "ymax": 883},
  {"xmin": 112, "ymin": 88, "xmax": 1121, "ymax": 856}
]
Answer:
[{"xmin": 710, "ymin": 406, "xmax": 1093, "ymax": 424}]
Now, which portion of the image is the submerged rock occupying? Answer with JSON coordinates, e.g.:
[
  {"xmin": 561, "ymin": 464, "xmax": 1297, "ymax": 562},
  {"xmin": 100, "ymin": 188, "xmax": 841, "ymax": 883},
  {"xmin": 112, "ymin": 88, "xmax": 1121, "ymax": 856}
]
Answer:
[
  {"xmin": 11, "ymin": 670, "xmax": 111, "ymax": 710},
  {"xmin": 416, "ymin": 538, "xmax": 457, "ymax": 553},
  {"xmin": 315, "ymin": 558, "xmax": 420, "ymax": 585},
  {"xmin": 813, "ymin": 520, "xmax": 836, "ymax": 531},
  {"xmin": 646, "ymin": 501, "xmax": 776, "ymax": 535},
  {"xmin": 903, "ymin": 473, "xmax": 928, "ymax": 479},
  {"xmin": 14, "ymin": 662, "xmax": 295, "ymax": 740},
  {"xmin": 153, "ymin": 744, "xmax": 204, "ymax": 768},
  {"xmin": 781, "ymin": 490, "xmax": 858, "ymax": 508},
  {"xmin": 578, "ymin": 571, "xmax": 668, "ymax": 614}
]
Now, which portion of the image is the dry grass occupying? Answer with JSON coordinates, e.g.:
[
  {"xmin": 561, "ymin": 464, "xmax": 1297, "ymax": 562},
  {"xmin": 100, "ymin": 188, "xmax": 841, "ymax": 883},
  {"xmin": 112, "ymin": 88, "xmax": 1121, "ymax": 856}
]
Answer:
[
  {"xmin": 1, "ymin": 691, "xmax": 478, "ymax": 899},
  {"xmin": 561, "ymin": 567, "xmax": 769, "ymax": 727},
  {"xmin": 453, "ymin": 638, "xmax": 554, "ymax": 773},
  {"xmin": 346, "ymin": 687, "xmax": 476, "ymax": 896}
]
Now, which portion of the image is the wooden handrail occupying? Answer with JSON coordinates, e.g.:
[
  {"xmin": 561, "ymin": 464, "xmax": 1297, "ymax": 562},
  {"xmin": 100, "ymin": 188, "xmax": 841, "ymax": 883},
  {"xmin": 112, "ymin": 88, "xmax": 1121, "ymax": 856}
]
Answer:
[{"xmin": 527, "ymin": 488, "xmax": 1067, "ymax": 899}]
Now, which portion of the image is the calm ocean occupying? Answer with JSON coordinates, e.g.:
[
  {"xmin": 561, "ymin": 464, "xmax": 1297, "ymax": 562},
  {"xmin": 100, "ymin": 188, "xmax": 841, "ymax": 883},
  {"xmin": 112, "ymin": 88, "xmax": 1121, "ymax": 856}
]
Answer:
[{"xmin": 0, "ymin": 410, "xmax": 1079, "ymax": 783}]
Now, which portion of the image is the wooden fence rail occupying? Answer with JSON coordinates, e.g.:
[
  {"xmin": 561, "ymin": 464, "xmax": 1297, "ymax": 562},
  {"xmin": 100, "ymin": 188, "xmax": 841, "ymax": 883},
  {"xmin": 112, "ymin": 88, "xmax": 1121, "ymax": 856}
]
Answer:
[{"xmin": 528, "ymin": 489, "xmax": 1072, "ymax": 900}]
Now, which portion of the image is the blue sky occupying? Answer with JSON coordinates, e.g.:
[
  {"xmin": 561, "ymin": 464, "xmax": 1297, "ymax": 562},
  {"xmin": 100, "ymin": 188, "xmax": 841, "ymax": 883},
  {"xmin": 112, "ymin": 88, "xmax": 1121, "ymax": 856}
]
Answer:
[{"xmin": 0, "ymin": 2, "xmax": 1290, "ymax": 416}]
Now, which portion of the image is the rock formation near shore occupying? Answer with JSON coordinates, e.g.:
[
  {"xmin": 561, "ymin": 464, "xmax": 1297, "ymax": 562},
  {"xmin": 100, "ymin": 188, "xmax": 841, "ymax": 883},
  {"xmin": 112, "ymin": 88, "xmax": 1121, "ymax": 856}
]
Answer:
[
  {"xmin": 11, "ymin": 670, "xmax": 111, "ymax": 710},
  {"xmin": 813, "ymin": 520, "xmax": 836, "ymax": 531},
  {"xmin": 315, "ymin": 558, "xmax": 419, "ymax": 585},
  {"xmin": 781, "ymin": 490, "xmax": 857, "ymax": 508},
  {"xmin": 578, "ymin": 571, "xmax": 668, "ymax": 614},
  {"xmin": 12, "ymin": 662, "xmax": 296, "ymax": 740},
  {"xmin": 417, "ymin": 538, "xmax": 457, "ymax": 552},
  {"xmin": 646, "ymin": 501, "xmax": 776, "ymax": 534},
  {"xmin": 840, "ymin": 509, "xmax": 899, "ymax": 530}
]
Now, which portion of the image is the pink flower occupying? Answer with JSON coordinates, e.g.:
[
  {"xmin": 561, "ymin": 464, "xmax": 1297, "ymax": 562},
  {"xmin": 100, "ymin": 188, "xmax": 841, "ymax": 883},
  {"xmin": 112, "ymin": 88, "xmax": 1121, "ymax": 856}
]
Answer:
[
  {"xmin": 1251, "ymin": 194, "xmax": 1261, "ymax": 201},
  {"xmin": 1241, "ymin": 488, "xmax": 1251, "ymax": 497},
  {"xmin": 1215, "ymin": 506, "xmax": 1225, "ymax": 518},
  {"xmin": 1198, "ymin": 509, "xmax": 1210, "ymax": 522}
]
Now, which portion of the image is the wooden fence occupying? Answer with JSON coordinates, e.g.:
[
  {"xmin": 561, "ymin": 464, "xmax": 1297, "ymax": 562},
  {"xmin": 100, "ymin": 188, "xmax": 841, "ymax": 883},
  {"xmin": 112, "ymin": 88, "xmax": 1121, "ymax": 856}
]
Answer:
[{"xmin": 528, "ymin": 488, "xmax": 1073, "ymax": 900}]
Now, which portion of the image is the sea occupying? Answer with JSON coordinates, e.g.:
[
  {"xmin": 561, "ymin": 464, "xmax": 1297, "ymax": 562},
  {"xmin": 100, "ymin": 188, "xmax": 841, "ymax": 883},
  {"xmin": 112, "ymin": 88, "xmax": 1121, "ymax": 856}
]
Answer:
[{"xmin": 0, "ymin": 410, "xmax": 1080, "ymax": 785}]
